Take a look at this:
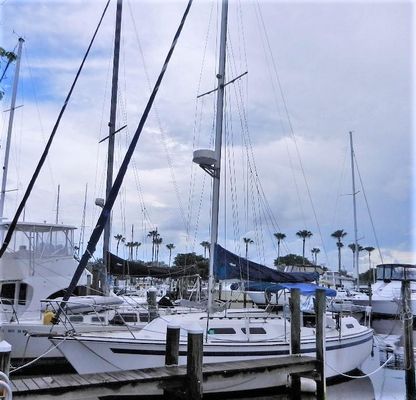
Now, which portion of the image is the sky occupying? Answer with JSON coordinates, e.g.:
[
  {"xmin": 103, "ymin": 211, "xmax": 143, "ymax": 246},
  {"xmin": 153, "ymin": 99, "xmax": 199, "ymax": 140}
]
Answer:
[{"xmin": 0, "ymin": 0, "xmax": 414, "ymax": 275}]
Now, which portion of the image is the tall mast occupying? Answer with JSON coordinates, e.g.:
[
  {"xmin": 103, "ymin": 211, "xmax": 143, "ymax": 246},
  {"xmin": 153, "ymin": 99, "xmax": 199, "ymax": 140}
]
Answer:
[
  {"xmin": 349, "ymin": 131, "xmax": 360, "ymax": 289},
  {"xmin": 207, "ymin": 0, "xmax": 228, "ymax": 312},
  {"xmin": 55, "ymin": 184, "xmax": 60, "ymax": 224},
  {"xmin": 0, "ymin": 37, "xmax": 24, "ymax": 226},
  {"xmin": 103, "ymin": 0, "xmax": 122, "ymax": 293}
]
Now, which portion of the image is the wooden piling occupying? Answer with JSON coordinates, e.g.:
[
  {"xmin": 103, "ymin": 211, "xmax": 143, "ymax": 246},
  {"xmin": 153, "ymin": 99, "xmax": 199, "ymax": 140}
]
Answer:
[
  {"xmin": 289, "ymin": 288, "xmax": 301, "ymax": 398},
  {"xmin": 315, "ymin": 288, "xmax": 326, "ymax": 400},
  {"xmin": 187, "ymin": 329, "xmax": 203, "ymax": 399},
  {"xmin": 165, "ymin": 325, "xmax": 180, "ymax": 366},
  {"xmin": 401, "ymin": 280, "xmax": 415, "ymax": 400},
  {"xmin": 0, "ymin": 331, "xmax": 11, "ymax": 377},
  {"xmin": 147, "ymin": 287, "xmax": 158, "ymax": 321}
]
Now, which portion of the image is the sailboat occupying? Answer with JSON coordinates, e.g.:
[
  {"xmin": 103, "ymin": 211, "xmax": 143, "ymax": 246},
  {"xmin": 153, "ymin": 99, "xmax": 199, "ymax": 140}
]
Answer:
[{"xmin": 49, "ymin": 0, "xmax": 373, "ymax": 392}]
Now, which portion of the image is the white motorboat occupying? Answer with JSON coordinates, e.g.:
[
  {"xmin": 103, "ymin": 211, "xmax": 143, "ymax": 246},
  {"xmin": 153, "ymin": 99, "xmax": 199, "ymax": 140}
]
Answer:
[{"xmin": 351, "ymin": 264, "xmax": 416, "ymax": 316}]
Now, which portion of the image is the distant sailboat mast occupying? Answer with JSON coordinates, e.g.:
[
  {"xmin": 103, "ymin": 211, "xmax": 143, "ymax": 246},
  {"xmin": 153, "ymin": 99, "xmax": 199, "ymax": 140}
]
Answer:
[
  {"xmin": 0, "ymin": 37, "xmax": 24, "ymax": 228},
  {"xmin": 55, "ymin": 184, "xmax": 60, "ymax": 224},
  {"xmin": 349, "ymin": 131, "xmax": 360, "ymax": 289}
]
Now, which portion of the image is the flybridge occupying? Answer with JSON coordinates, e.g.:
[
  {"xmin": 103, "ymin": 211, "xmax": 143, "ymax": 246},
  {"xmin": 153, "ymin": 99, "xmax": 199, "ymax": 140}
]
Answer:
[
  {"xmin": 376, "ymin": 264, "xmax": 416, "ymax": 282},
  {"xmin": 1, "ymin": 221, "xmax": 77, "ymax": 232},
  {"xmin": 0, "ymin": 221, "xmax": 76, "ymax": 258}
]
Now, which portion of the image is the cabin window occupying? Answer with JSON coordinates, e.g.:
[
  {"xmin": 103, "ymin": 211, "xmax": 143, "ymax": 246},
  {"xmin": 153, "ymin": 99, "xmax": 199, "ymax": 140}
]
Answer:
[
  {"xmin": 391, "ymin": 267, "xmax": 404, "ymax": 280},
  {"xmin": 0, "ymin": 283, "xmax": 15, "ymax": 304},
  {"xmin": 119, "ymin": 313, "xmax": 138, "ymax": 323},
  {"xmin": 18, "ymin": 283, "xmax": 28, "ymax": 305},
  {"xmin": 111, "ymin": 313, "xmax": 138, "ymax": 324},
  {"xmin": 241, "ymin": 327, "xmax": 267, "ymax": 334},
  {"xmin": 91, "ymin": 316, "xmax": 105, "ymax": 323},
  {"xmin": 207, "ymin": 327, "xmax": 236, "ymax": 335},
  {"xmin": 139, "ymin": 313, "xmax": 149, "ymax": 322},
  {"xmin": 346, "ymin": 323, "xmax": 354, "ymax": 329},
  {"xmin": 69, "ymin": 315, "xmax": 84, "ymax": 323}
]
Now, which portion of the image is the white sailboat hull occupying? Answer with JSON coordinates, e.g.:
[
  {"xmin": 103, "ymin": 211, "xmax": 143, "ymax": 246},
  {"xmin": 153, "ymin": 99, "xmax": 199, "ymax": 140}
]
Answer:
[
  {"xmin": 51, "ymin": 312, "xmax": 373, "ymax": 393},
  {"xmin": 53, "ymin": 329, "xmax": 372, "ymax": 377}
]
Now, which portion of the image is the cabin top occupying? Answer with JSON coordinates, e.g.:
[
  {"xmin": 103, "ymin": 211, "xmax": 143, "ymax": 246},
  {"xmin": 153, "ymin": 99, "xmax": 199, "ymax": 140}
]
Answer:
[
  {"xmin": 0, "ymin": 221, "xmax": 77, "ymax": 232},
  {"xmin": 376, "ymin": 264, "xmax": 416, "ymax": 281}
]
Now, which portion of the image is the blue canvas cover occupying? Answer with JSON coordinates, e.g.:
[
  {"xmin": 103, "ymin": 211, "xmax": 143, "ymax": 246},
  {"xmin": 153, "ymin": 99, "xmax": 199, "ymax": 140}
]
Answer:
[
  {"xmin": 213, "ymin": 244, "xmax": 319, "ymax": 283},
  {"xmin": 231, "ymin": 281, "xmax": 336, "ymax": 297}
]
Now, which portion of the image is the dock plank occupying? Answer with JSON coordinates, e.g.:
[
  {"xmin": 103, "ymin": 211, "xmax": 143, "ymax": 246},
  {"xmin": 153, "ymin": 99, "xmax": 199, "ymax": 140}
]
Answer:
[
  {"xmin": 11, "ymin": 379, "xmax": 29, "ymax": 392},
  {"xmin": 21, "ymin": 378, "xmax": 40, "ymax": 390},
  {"xmin": 12, "ymin": 355, "xmax": 319, "ymax": 399}
]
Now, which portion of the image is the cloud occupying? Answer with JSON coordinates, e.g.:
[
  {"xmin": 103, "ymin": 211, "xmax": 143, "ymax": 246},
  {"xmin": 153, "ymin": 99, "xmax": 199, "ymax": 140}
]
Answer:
[{"xmin": 1, "ymin": 0, "xmax": 413, "ymax": 268}]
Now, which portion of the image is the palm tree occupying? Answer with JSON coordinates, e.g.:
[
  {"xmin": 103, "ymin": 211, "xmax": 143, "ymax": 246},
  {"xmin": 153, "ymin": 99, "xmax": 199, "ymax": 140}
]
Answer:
[
  {"xmin": 243, "ymin": 237, "xmax": 254, "ymax": 260},
  {"xmin": 147, "ymin": 229, "xmax": 159, "ymax": 264},
  {"xmin": 134, "ymin": 242, "xmax": 141, "ymax": 260},
  {"xmin": 348, "ymin": 243, "xmax": 363, "ymax": 277},
  {"xmin": 296, "ymin": 230, "xmax": 313, "ymax": 264},
  {"xmin": 154, "ymin": 237, "xmax": 163, "ymax": 265},
  {"xmin": 364, "ymin": 246, "xmax": 375, "ymax": 283},
  {"xmin": 166, "ymin": 243, "xmax": 175, "ymax": 267},
  {"xmin": 273, "ymin": 232, "xmax": 286, "ymax": 267},
  {"xmin": 331, "ymin": 229, "xmax": 347, "ymax": 273},
  {"xmin": 336, "ymin": 241, "xmax": 344, "ymax": 271},
  {"xmin": 114, "ymin": 234, "xmax": 125, "ymax": 256},
  {"xmin": 125, "ymin": 241, "xmax": 135, "ymax": 260},
  {"xmin": 200, "ymin": 241, "xmax": 210, "ymax": 258},
  {"xmin": 311, "ymin": 248, "xmax": 320, "ymax": 265}
]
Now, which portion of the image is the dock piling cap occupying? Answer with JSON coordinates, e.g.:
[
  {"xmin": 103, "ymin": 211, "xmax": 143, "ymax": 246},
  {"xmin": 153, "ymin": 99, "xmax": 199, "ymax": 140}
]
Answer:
[
  {"xmin": 187, "ymin": 327, "xmax": 204, "ymax": 335},
  {"xmin": 193, "ymin": 149, "xmax": 217, "ymax": 166},
  {"xmin": 0, "ymin": 340, "xmax": 11, "ymax": 353}
]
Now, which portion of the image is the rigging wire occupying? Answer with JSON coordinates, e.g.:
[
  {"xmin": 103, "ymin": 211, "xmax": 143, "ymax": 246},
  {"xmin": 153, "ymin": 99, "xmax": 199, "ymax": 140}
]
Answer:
[
  {"xmin": 186, "ymin": 0, "xmax": 217, "ymax": 254},
  {"xmin": 330, "ymin": 144, "xmax": 349, "ymax": 230},
  {"xmin": 229, "ymin": 48, "xmax": 289, "ymax": 260},
  {"xmin": 254, "ymin": 0, "xmax": 329, "ymax": 262},
  {"xmin": 23, "ymin": 46, "xmax": 57, "ymax": 198},
  {"xmin": 354, "ymin": 152, "xmax": 384, "ymax": 264},
  {"xmin": 0, "ymin": 0, "xmax": 112, "ymax": 258},
  {"xmin": 127, "ymin": 0, "xmax": 188, "ymax": 232},
  {"xmin": 56, "ymin": 0, "xmax": 195, "ymax": 315}
]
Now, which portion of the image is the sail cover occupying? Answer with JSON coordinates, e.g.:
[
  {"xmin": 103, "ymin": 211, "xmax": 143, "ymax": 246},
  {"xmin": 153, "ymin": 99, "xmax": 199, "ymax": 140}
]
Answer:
[
  {"xmin": 213, "ymin": 244, "xmax": 319, "ymax": 283},
  {"xmin": 107, "ymin": 252, "xmax": 202, "ymax": 278},
  {"xmin": 231, "ymin": 281, "xmax": 336, "ymax": 297}
]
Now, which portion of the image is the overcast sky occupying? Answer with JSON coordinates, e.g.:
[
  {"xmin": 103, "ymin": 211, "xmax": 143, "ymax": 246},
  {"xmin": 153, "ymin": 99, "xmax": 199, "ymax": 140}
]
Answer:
[{"xmin": 0, "ymin": 0, "xmax": 414, "ymax": 274}]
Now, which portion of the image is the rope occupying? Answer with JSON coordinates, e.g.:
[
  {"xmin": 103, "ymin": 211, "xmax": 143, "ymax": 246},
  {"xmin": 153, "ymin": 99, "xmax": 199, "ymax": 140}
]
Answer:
[
  {"xmin": 10, "ymin": 335, "xmax": 69, "ymax": 374},
  {"xmin": 325, "ymin": 353, "xmax": 395, "ymax": 379}
]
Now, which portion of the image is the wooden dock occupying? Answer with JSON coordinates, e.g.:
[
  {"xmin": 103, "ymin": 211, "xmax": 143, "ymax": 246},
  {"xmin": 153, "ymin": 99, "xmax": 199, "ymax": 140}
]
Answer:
[{"xmin": 11, "ymin": 355, "xmax": 319, "ymax": 399}]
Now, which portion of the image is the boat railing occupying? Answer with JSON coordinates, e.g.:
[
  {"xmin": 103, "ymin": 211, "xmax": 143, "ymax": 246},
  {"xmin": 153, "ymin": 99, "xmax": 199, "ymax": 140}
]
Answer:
[
  {"xmin": 0, "ymin": 297, "xmax": 19, "ymax": 323},
  {"xmin": 40, "ymin": 299, "xmax": 150, "ymax": 338}
]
